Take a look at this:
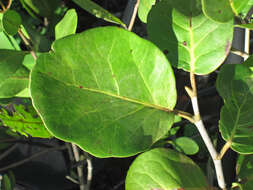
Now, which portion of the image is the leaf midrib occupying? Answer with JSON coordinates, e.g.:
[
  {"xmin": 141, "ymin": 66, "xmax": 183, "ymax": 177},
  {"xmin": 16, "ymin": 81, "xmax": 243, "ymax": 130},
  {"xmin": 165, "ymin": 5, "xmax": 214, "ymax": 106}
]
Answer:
[{"xmin": 37, "ymin": 71, "xmax": 173, "ymax": 113}]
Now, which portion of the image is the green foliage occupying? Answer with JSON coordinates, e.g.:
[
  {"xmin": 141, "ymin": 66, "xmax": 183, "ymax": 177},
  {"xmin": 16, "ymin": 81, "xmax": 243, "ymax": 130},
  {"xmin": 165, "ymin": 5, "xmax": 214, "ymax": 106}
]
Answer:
[
  {"xmin": 72, "ymin": 0, "xmax": 126, "ymax": 27},
  {"xmin": 0, "ymin": 50, "xmax": 30, "ymax": 98},
  {"xmin": 138, "ymin": 0, "xmax": 156, "ymax": 23},
  {"xmin": 172, "ymin": 137, "xmax": 199, "ymax": 155},
  {"xmin": 125, "ymin": 148, "xmax": 208, "ymax": 190},
  {"xmin": 147, "ymin": 0, "xmax": 234, "ymax": 75},
  {"xmin": 2, "ymin": 10, "xmax": 22, "ymax": 35},
  {"xmin": 201, "ymin": 0, "xmax": 234, "ymax": 23},
  {"xmin": 30, "ymin": 26, "xmax": 176, "ymax": 157},
  {"xmin": 236, "ymin": 155, "xmax": 253, "ymax": 189},
  {"xmin": 217, "ymin": 63, "xmax": 253, "ymax": 154},
  {"xmin": 55, "ymin": 9, "xmax": 78, "ymax": 40},
  {"xmin": 0, "ymin": 104, "xmax": 52, "ymax": 138}
]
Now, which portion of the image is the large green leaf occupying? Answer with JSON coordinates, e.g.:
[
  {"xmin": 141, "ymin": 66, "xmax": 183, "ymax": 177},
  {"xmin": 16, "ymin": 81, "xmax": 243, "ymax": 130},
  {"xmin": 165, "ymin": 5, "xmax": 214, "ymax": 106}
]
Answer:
[
  {"xmin": 0, "ymin": 50, "xmax": 30, "ymax": 98},
  {"xmin": 147, "ymin": 0, "xmax": 234, "ymax": 75},
  {"xmin": 55, "ymin": 9, "xmax": 78, "ymax": 40},
  {"xmin": 138, "ymin": 0, "xmax": 156, "ymax": 23},
  {"xmin": 217, "ymin": 63, "xmax": 253, "ymax": 154},
  {"xmin": 0, "ymin": 105, "xmax": 52, "ymax": 138},
  {"xmin": 72, "ymin": 0, "xmax": 126, "ymax": 28},
  {"xmin": 125, "ymin": 148, "xmax": 208, "ymax": 190},
  {"xmin": 30, "ymin": 26, "xmax": 177, "ymax": 158},
  {"xmin": 201, "ymin": 0, "xmax": 234, "ymax": 23}
]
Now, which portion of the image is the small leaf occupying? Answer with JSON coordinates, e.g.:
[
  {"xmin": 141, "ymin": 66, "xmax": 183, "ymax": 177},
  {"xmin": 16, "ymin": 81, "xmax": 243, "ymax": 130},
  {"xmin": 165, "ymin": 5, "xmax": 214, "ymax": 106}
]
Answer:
[
  {"xmin": 147, "ymin": 0, "xmax": 234, "ymax": 75},
  {"xmin": 125, "ymin": 148, "xmax": 208, "ymax": 190},
  {"xmin": 0, "ymin": 13, "xmax": 3, "ymax": 32},
  {"xmin": 236, "ymin": 155, "xmax": 253, "ymax": 189},
  {"xmin": 2, "ymin": 10, "xmax": 22, "ymax": 35},
  {"xmin": 55, "ymin": 9, "xmax": 78, "ymax": 40},
  {"xmin": 173, "ymin": 137, "xmax": 199, "ymax": 155},
  {"xmin": 138, "ymin": 0, "xmax": 156, "ymax": 23},
  {"xmin": 201, "ymin": 0, "xmax": 234, "ymax": 23},
  {"xmin": 72, "ymin": 0, "xmax": 126, "ymax": 28},
  {"xmin": 217, "ymin": 63, "xmax": 253, "ymax": 154},
  {"xmin": 0, "ymin": 50, "xmax": 30, "ymax": 98},
  {"xmin": 30, "ymin": 26, "xmax": 177, "ymax": 157},
  {"xmin": 2, "ymin": 174, "xmax": 13, "ymax": 190},
  {"xmin": 231, "ymin": 0, "xmax": 250, "ymax": 16},
  {"xmin": 0, "ymin": 104, "xmax": 52, "ymax": 138},
  {"xmin": 0, "ymin": 32, "xmax": 20, "ymax": 50}
]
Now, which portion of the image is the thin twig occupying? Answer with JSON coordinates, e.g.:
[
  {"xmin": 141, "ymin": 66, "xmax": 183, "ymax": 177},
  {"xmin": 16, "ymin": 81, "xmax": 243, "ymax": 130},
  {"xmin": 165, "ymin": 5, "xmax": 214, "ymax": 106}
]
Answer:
[
  {"xmin": 0, "ymin": 0, "xmax": 12, "ymax": 13},
  {"xmin": 85, "ymin": 154, "xmax": 92, "ymax": 190},
  {"xmin": 0, "ymin": 145, "xmax": 67, "ymax": 172},
  {"xmin": 17, "ymin": 29, "xmax": 37, "ymax": 60},
  {"xmin": 230, "ymin": 47, "xmax": 249, "ymax": 59},
  {"xmin": 0, "ymin": 144, "xmax": 18, "ymax": 161},
  {"xmin": 186, "ymin": 71, "xmax": 227, "ymax": 189},
  {"xmin": 217, "ymin": 140, "xmax": 232, "ymax": 160},
  {"xmin": 127, "ymin": 0, "xmax": 140, "ymax": 31},
  {"xmin": 72, "ymin": 144, "xmax": 85, "ymax": 190}
]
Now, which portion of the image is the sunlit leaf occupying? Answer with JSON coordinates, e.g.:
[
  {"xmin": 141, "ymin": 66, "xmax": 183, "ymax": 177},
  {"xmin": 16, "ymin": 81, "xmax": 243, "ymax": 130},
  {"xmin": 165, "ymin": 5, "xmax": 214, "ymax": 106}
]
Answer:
[
  {"xmin": 125, "ymin": 148, "xmax": 208, "ymax": 190},
  {"xmin": 173, "ymin": 137, "xmax": 199, "ymax": 155},
  {"xmin": 138, "ymin": 0, "xmax": 156, "ymax": 23},
  {"xmin": 30, "ymin": 26, "xmax": 177, "ymax": 157},
  {"xmin": 55, "ymin": 9, "xmax": 78, "ymax": 40},
  {"xmin": 147, "ymin": 0, "xmax": 234, "ymax": 75}
]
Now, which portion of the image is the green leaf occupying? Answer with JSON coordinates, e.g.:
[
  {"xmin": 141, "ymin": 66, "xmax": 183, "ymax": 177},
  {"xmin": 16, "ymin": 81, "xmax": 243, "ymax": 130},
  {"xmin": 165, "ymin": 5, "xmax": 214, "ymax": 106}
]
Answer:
[
  {"xmin": 0, "ymin": 32, "xmax": 20, "ymax": 50},
  {"xmin": 22, "ymin": 53, "xmax": 37, "ymax": 71},
  {"xmin": 231, "ymin": 0, "xmax": 250, "ymax": 16},
  {"xmin": 0, "ymin": 13, "xmax": 3, "ymax": 32},
  {"xmin": 138, "ymin": 0, "xmax": 156, "ymax": 23},
  {"xmin": 125, "ymin": 148, "xmax": 208, "ymax": 190},
  {"xmin": 2, "ymin": 10, "xmax": 22, "ymax": 35},
  {"xmin": 217, "ymin": 63, "xmax": 253, "ymax": 154},
  {"xmin": 147, "ymin": 0, "xmax": 234, "ymax": 75},
  {"xmin": 0, "ymin": 50, "xmax": 30, "ymax": 98},
  {"xmin": 30, "ymin": 26, "xmax": 177, "ymax": 158},
  {"xmin": 236, "ymin": 155, "xmax": 253, "ymax": 189},
  {"xmin": 0, "ymin": 104, "xmax": 52, "ymax": 138},
  {"xmin": 2, "ymin": 174, "xmax": 13, "ymax": 190},
  {"xmin": 235, "ymin": 23, "xmax": 253, "ymax": 30},
  {"xmin": 72, "ymin": 0, "xmax": 126, "ymax": 28},
  {"xmin": 55, "ymin": 9, "xmax": 78, "ymax": 40},
  {"xmin": 201, "ymin": 0, "xmax": 234, "ymax": 23},
  {"xmin": 173, "ymin": 137, "xmax": 199, "ymax": 155},
  {"xmin": 22, "ymin": 0, "xmax": 61, "ymax": 18}
]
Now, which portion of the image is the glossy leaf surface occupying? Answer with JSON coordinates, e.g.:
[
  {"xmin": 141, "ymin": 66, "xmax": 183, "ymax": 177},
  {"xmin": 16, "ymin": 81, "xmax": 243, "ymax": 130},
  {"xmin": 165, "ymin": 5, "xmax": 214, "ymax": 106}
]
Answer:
[
  {"xmin": 72, "ymin": 0, "xmax": 126, "ymax": 28},
  {"xmin": 147, "ymin": 0, "xmax": 234, "ymax": 75},
  {"xmin": 0, "ymin": 50, "xmax": 30, "ymax": 98},
  {"xmin": 30, "ymin": 27, "xmax": 177, "ymax": 157},
  {"xmin": 2, "ymin": 10, "xmax": 22, "ymax": 35},
  {"xmin": 201, "ymin": 0, "xmax": 234, "ymax": 23},
  {"xmin": 173, "ymin": 137, "xmax": 199, "ymax": 155},
  {"xmin": 217, "ymin": 64, "xmax": 253, "ymax": 154},
  {"xmin": 138, "ymin": 0, "xmax": 156, "ymax": 23},
  {"xmin": 55, "ymin": 9, "xmax": 78, "ymax": 40},
  {"xmin": 0, "ymin": 105, "xmax": 52, "ymax": 138},
  {"xmin": 125, "ymin": 148, "xmax": 208, "ymax": 190}
]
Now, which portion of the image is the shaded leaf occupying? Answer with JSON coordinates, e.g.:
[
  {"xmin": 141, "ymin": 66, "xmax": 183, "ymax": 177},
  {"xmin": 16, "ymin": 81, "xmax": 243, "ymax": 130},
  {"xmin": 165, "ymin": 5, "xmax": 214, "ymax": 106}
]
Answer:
[
  {"xmin": 72, "ymin": 0, "xmax": 126, "ymax": 28},
  {"xmin": 217, "ymin": 63, "xmax": 253, "ymax": 154},
  {"xmin": 236, "ymin": 155, "xmax": 253, "ymax": 189},
  {"xmin": 173, "ymin": 137, "xmax": 199, "ymax": 155},
  {"xmin": 2, "ymin": 10, "xmax": 22, "ymax": 35},
  {"xmin": 125, "ymin": 148, "xmax": 208, "ymax": 190},
  {"xmin": 138, "ymin": 0, "xmax": 156, "ymax": 23},
  {"xmin": 0, "ymin": 104, "xmax": 52, "ymax": 138},
  {"xmin": 22, "ymin": 0, "xmax": 61, "ymax": 18},
  {"xmin": 0, "ymin": 50, "xmax": 30, "ymax": 98},
  {"xmin": 201, "ymin": 0, "xmax": 234, "ymax": 23},
  {"xmin": 147, "ymin": 0, "xmax": 234, "ymax": 75},
  {"xmin": 2, "ymin": 174, "xmax": 13, "ymax": 190},
  {"xmin": 55, "ymin": 9, "xmax": 78, "ymax": 40},
  {"xmin": 30, "ymin": 26, "xmax": 177, "ymax": 157}
]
